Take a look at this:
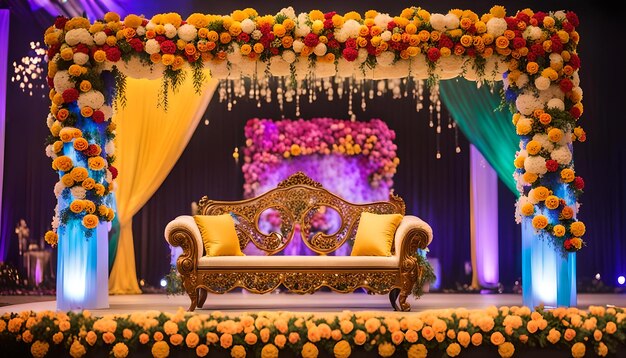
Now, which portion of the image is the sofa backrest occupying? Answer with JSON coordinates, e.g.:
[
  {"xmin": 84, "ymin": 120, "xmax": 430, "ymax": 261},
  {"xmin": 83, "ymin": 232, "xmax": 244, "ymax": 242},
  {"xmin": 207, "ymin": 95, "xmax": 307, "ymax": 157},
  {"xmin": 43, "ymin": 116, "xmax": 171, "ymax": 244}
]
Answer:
[{"xmin": 197, "ymin": 172, "xmax": 406, "ymax": 255}]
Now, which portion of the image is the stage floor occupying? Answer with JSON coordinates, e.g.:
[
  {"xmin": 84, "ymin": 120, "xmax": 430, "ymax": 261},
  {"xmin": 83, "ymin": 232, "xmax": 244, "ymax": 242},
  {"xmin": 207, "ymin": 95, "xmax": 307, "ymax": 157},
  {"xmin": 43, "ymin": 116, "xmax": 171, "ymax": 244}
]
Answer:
[{"xmin": 2, "ymin": 292, "xmax": 625, "ymax": 314}]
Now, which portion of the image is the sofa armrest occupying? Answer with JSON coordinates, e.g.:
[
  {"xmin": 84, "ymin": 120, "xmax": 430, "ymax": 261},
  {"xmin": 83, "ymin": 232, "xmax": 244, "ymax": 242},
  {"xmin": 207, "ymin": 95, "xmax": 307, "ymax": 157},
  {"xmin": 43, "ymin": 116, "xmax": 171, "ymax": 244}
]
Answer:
[
  {"xmin": 394, "ymin": 215, "xmax": 433, "ymax": 257},
  {"xmin": 164, "ymin": 215, "xmax": 204, "ymax": 270}
]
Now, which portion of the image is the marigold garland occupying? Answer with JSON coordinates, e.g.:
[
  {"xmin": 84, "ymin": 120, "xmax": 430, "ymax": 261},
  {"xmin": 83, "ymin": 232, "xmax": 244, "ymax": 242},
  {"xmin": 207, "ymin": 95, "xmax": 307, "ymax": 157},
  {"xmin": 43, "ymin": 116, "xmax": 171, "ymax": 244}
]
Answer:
[{"xmin": 1, "ymin": 306, "xmax": 624, "ymax": 357}]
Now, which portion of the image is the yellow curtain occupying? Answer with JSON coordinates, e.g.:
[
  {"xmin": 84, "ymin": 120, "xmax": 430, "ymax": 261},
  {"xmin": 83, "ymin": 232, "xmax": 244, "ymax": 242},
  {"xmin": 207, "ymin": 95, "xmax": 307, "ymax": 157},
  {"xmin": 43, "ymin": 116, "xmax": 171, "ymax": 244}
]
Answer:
[{"xmin": 108, "ymin": 72, "xmax": 217, "ymax": 294}]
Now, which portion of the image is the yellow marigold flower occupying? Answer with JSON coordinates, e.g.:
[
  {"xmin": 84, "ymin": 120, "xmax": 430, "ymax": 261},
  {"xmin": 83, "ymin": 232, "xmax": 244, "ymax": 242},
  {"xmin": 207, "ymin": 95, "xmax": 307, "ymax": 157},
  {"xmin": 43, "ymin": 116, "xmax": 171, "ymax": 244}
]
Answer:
[
  {"xmin": 523, "ymin": 172, "xmax": 538, "ymax": 184},
  {"xmin": 378, "ymin": 342, "xmax": 396, "ymax": 357},
  {"xmin": 220, "ymin": 32, "xmax": 231, "ymax": 44},
  {"xmin": 498, "ymin": 342, "xmax": 515, "ymax": 358},
  {"xmin": 261, "ymin": 343, "xmax": 278, "ymax": 358},
  {"xmin": 532, "ymin": 215, "xmax": 548, "ymax": 230},
  {"xmin": 541, "ymin": 68, "xmax": 558, "ymax": 81},
  {"xmin": 82, "ymin": 214, "xmax": 99, "ymax": 229},
  {"xmin": 104, "ymin": 12, "xmax": 120, "ymax": 23},
  {"xmin": 53, "ymin": 156, "xmax": 73, "ymax": 172},
  {"xmin": 334, "ymin": 340, "xmax": 351, "ymax": 358},
  {"xmin": 44, "ymin": 231, "xmax": 58, "ymax": 246},
  {"xmin": 93, "ymin": 50, "xmax": 107, "ymax": 63},
  {"xmin": 94, "ymin": 183, "xmax": 106, "ymax": 196},
  {"xmin": 309, "ymin": 10, "xmax": 324, "ymax": 21},
  {"xmin": 31, "ymin": 341, "xmax": 50, "ymax": 358},
  {"xmin": 539, "ymin": 113, "xmax": 552, "ymax": 125},
  {"xmin": 545, "ymin": 195, "xmax": 560, "ymax": 210},
  {"xmin": 186, "ymin": 13, "xmax": 209, "ymax": 28},
  {"xmin": 532, "ymin": 186, "xmax": 550, "ymax": 201},
  {"xmin": 521, "ymin": 203, "xmax": 535, "ymax": 216},
  {"xmin": 547, "ymin": 128, "xmax": 564, "ymax": 142},
  {"xmin": 570, "ymin": 221, "xmax": 586, "ymax": 236},
  {"xmin": 70, "ymin": 167, "xmax": 89, "ymax": 182},
  {"xmin": 553, "ymin": 224, "xmax": 566, "ymax": 237},
  {"xmin": 525, "ymin": 140, "xmax": 541, "ymax": 155},
  {"xmin": 495, "ymin": 36, "xmax": 509, "ymax": 49},
  {"xmin": 571, "ymin": 342, "xmax": 585, "ymax": 357},
  {"xmin": 344, "ymin": 11, "xmax": 362, "ymax": 21},
  {"xmin": 88, "ymin": 157, "xmax": 106, "ymax": 171},
  {"xmin": 70, "ymin": 200, "xmax": 85, "ymax": 213},
  {"xmin": 253, "ymin": 43, "xmax": 264, "ymax": 54},
  {"xmin": 69, "ymin": 340, "xmax": 86, "ymax": 357},
  {"xmin": 111, "ymin": 342, "xmax": 128, "ymax": 358},
  {"xmin": 151, "ymin": 341, "xmax": 170, "ymax": 358},
  {"xmin": 446, "ymin": 342, "xmax": 461, "ymax": 357},
  {"xmin": 490, "ymin": 5, "xmax": 506, "ymax": 18},
  {"xmin": 543, "ymin": 16, "xmax": 555, "ymax": 28},
  {"xmin": 301, "ymin": 342, "xmax": 318, "ymax": 358},
  {"xmin": 560, "ymin": 168, "xmax": 575, "ymax": 183}
]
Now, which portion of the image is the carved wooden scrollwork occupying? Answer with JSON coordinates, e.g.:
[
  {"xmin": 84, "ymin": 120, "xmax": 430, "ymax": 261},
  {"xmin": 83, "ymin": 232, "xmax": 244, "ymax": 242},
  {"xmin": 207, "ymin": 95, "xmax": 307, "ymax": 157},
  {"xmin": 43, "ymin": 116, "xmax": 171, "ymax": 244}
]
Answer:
[
  {"xmin": 198, "ymin": 172, "xmax": 406, "ymax": 255},
  {"xmin": 397, "ymin": 227, "xmax": 431, "ymax": 311}
]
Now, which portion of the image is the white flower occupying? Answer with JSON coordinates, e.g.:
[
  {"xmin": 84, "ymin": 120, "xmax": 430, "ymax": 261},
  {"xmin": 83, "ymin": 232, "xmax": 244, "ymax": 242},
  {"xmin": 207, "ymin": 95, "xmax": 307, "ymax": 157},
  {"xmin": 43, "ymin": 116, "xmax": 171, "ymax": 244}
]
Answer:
[
  {"xmin": 78, "ymin": 90, "xmax": 105, "ymax": 110},
  {"xmin": 515, "ymin": 195, "xmax": 531, "ymax": 223},
  {"xmin": 549, "ymin": 53, "xmax": 563, "ymax": 66},
  {"xmin": 514, "ymin": 172, "xmax": 525, "ymax": 197},
  {"xmin": 314, "ymin": 43, "xmax": 327, "ymax": 56},
  {"xmin": 429, "ymin": 13, "xmax": 447, "ymax": 32},
  {"xmin": 45, "ymin": 145, "xmax": 56, "ymax": 158},
  {"xmin": 374, "ymin": 13, "xmax": 393, "ymax": 29},
  {"xmin": 295, "ymin": 12, "xmax": 311, "ymax": 37},
  {"xmin": 486, "ymin": 17, "xmax": 507, "ymax": 37},
  {"xmin": 532, "ymin": 133, "xmax": 554, "ymax": 152},
  {"xmin": 551, "ymin": 145, "xmax": 572, "ymax": 165},
  {"xmin": 527, "ymin": 188, "xmax": 539, "ymax": 204},
  {"xmin": 54, "ymin": 181, "xmax": 65, "ymax": 198},
  {"xmin": 534, "ymin": 76, "xmax": 551, "ymax": 91},
  {"xmin": 73, "ymin": 53, "xmax": 89, "ymax": 65},
  {"xmin": 546, "ymin": 98, "xmax": 565, "ymax": 110},
  {"xmin": 145, "ymin": 39, "xmax": 161, "ymax": 55},
  {"xmin": 164, "ymin": 23, "xmax": 177, "ymax": 38},
  {"xmin": 64, "ymin": 28, "xmax": 94, "ymax": 46},
  {"xmin": 357, "ymin": 48, "xmax": 369, "ymax": 64},
  {"xmin": 292, "ymin": 40, "xmax": 304, "ymax": 53},
  {"xmin": 376, "ymin": 51, "xmax": 395, "ymax": 67},
  {"xmin": 282, "ymin": 50, "xmax": 296, "ymax": 64},
  {"xmin": 93, "ymin": 31, "xmax": 107, "ymax": 45},
  {"xmin": 444, "ymin": 13, "xmax": 460, "ymax": 29},
  {"xmin": 571, "ymin": 86, "xmax": 583, "ymax": 101},
  {"xmin": 145, "ymin": 21, "xmax": 156, "ymax": 31},
  {"xmin": 177, "ymin": 24, "xmax": 197, "ymax": 42},
  {"xmin": 71, "ymin": 186, "xmax": 87, "ymax": 199},
  {"xmin": 559, "ymin": 132, "xmax": 573, "ymax": 146},
  {"xmin": 241, "ymin": 18, "xmax": 255, "ymax": 34},
  {"xmin": 105, "ymin": 141, "xmax": 116, "ymax": 156},
  {"xmin": 335, "ymin": 19, "xmax": 361, "ymax": 42},
  {"xmin": 515, "ymin": 73, "xmax": 529, "ymax": 88},
  {"xmin": 380, "ymin": 30, "xmax": 392, "ymax": 42},
  {"xmin": 51, "ymin": 215, "xmax": 60, "ymax": 230},
  {"xmin": 515, "ymin": 93, "xmax": 542, "ymax": 115},
  {"xmin": 280, "ymin": 7, "xmax": 296, "ymax": 20},
  {"xmin": 524, "ymin": 155, "xmax": 548, "ymax": 175},
  {"xmin": 53, "ymin": 71, "xmax": 75, "ymax": 94},
  {"xmin": 99, "ymin": 105, "xmax": 113, "ymax": 120},
  {"xmin": 523, "ymin": 26, "xmax": 542, "ymax": 41},
  {"xmin": 572, "ymin": 71, "xmax": 580, "ymax": 87},
  {"xmin": 136, "ymin": 26, "xmax": 146, "ymax": 36},
  {"xmin": 553, "ymin": 11, "xmax": 566, "ymax": 20},
  {"xmin": 251, "ymin": 30, "xmax": 262, "ymax": 40},
  {"xmin": 47, "ymin": 113, "xmax": 55, "ymax": 128}
]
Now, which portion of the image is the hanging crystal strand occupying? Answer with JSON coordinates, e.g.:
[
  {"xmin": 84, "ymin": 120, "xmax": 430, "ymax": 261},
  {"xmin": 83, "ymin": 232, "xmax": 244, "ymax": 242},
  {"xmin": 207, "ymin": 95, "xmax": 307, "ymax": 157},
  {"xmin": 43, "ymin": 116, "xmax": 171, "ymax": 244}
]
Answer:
[
  {"xmin": 254, "ymin": 69, "xmax": 261, "ymax": 108},
  {"xmin": 218, "ymin": 79, "xmax": 226, "ymax": 103},
  {"xmin": 325, "ymin": 78, "xmax": 334, "ymax": 102},
  {"xmin": 348, "ymin": 77, "xmax": 355, "ymax": 121},
  {"xmin": 368, "ymin": 79, "xmax": 374, "ymax": 100},
  {"xmin": 376, "ymin": 80, "xmax": 385, "ymax": 97},
  {"xmin": 265, "ymin": 76, "xmax": 272, "ymax": 104},
  {"xmin": 295, "ymin": 80, "xmax": 301, "ymax": 117},
  {"xmin": 447, "ymin": 112, "xmax": 453, "ymax": 129},
  {"xmin": 277, "ymin": 77, "xmax": 285, "ymax": 118},
  {"xmin": 337, "ymin": 77, "xmax": 344, "ymax": 99},
  {"xmin": 428, "ymin": 104, "xmax": 434, "ymax": 128},
  {"xmin": 454, "ymin": 120, "xmax": 461, "ymax": 153},
  {"xmin": 402, "ymin": 78, "xmax": 409, "ymax": 98},
  {"xmin": 416, "ymin": 79, "xmax": 424, "ymax": 111},
  {"xmin": 361, "ymin": 79, "xmax": 366, "ymax": 112},
  {"xmin": 226, "ymin": 79, "xmax": 233, "ymax": 111}
]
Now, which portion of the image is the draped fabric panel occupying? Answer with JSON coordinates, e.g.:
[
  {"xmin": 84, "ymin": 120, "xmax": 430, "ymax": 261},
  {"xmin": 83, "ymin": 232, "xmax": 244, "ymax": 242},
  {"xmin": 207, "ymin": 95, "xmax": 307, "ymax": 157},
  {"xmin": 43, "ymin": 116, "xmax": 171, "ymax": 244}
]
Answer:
[
  {"xmin": 439, "ymin": 78, "xmax": 517, "ymax": 193},
  {"xmin": 108, "ymin": 73, "xmax": 217, "ymax": 294},
  {"xmin": 0, "ymin": 10, "xmax": 9, "ymax": 261}
]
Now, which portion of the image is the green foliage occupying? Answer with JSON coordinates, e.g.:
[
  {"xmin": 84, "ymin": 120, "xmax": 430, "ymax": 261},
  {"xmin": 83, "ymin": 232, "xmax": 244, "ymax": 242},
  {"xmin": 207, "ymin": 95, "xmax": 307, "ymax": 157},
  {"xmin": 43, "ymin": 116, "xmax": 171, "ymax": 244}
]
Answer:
[
  {"xmin": 112, "ymin": 66, "xmax": 127, "ymax": 109},
  {"xmin": 413, "ymin": 254, "xmax": 436, "ymax": 298},
  {"xmin": 165, "ymin": 266, "xmax": 184, "ymax": 296},
  {"xmin": 191, "ymin": 60, "xmax": 206, "ymax": 95}
]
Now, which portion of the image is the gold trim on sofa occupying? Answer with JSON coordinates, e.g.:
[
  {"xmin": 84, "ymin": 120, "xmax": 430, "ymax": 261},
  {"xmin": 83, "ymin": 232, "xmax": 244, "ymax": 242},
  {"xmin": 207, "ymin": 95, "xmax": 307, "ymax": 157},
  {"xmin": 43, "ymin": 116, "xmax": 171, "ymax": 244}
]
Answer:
[{"xmin": 167, "ymin": 172, "xmax": 430, "ymax": 312}]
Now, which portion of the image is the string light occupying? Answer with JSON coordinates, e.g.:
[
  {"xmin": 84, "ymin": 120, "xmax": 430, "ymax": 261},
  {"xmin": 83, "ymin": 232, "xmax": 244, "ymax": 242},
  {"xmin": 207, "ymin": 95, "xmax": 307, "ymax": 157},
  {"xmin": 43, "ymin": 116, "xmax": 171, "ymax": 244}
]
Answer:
[{"xmin": 11, "ymin": 41, "xmax": 47, "ymax": 97}]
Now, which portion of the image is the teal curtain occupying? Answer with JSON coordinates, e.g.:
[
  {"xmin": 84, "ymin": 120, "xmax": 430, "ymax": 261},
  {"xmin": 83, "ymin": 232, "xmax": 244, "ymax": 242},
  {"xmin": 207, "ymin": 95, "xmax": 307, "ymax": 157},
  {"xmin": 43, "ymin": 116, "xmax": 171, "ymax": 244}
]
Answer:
[{"xmin": 439, "ymin": 78, "xmax": 517, "ymax": 193}]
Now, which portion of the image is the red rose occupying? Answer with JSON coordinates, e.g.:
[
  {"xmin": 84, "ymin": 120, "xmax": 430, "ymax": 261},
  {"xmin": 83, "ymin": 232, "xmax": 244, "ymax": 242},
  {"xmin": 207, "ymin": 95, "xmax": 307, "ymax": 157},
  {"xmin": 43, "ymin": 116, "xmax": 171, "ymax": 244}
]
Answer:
[
  {"xmin": 562, "ymin": 22, "xmax": 574, "ymax": 33},
  {"xmin": 259, "ymin": 23, "xmax": 271, "ymax": 35},
  {"xmin": 270, "ymin": 47, "xmax": 279, "ymax": 55},
  {"xmin": 573, "ymin": 176, "xmax": 585, "ymax": 190},
  {"xmin": 105, "ymin": 47, "xmax": 121, "ymax": 62},
  {"xmin": 303, "ymin": 33, "xmax": 319, "ymax": 47},
  {"xmin": 546, "ymin": 159, "xmax": 559, "ymax": 172},
  {"xmin": 531, "ymin": 44, "xmax": 545, "ymax": 56},
  {"xmin": 427, "ymin": 47, "xmax": 441, "ymax": 62},
  {"xmin": 387, "ymin": 21, "xmax": 396, "ymax": 30},
  {"xmin": 83, "ymin": 144, "xmax": 100, "ymax": 157},
  {"xmin": 54, "ymin": 16, "xmax": 68, "ymax": 30},
  {"xmin": 466, "ymin": 48, "xmax": 476, "ymax": 57},
  {"xmin": 438, "ymin": 35, "xmax": 453, "ymax": 49},
  {"xmin": 526, "ymin": 53, "xmax": 537, "ymax": 62},
  {"xmin": 104, "ymin": 28, "xmax": 113, "ymax": 36},
  {"xmin": 155, "ymin": 35, "xmax": 167, "ymax": 44},
  {"xmin": 129, "ymin": 38, "xmax": 143, "ymax": 52},
  {"xmin": 327, "ymin": 39, "xmax": 340, "ymax": 49},
  {"xmin": 109, "ymin": 165, "xmax": 118, "ymax": 179},
  {"xmin": 550, "ymin": 35, "xmax": 563, "ymax": 53},
  {"xmin": 454, "ymin": 44, "xmax": 465, "ymax": 55},
  {"xmin": 564, "ymin": 239, "xmax": 572, "ymax": 250},
  {"xmin": 505, "ymin": 17, "xmax": 518, "ymax": 30},
  {"xmin": 47, "ymin": 76, "xmax": 55, "ymax": 88},
  {"xmin": 516, "ymin": 12, "xmax": 530, "ymax": 23},
  {"xmin": 570, "ymin": 106, "xmax": 581, "ymax": 119},
  {"xmin": 345, "ymin": 38, "xmax": 356, "ymax": 49},
  {"xmin": 47, "ymin": 44, "xmax": 60, "ymax": 59},
  {"xmin": 367, "ymin": 45, "xmax": 377, "ymax": 55},
  {"xmin": 467, "ymin": 24, "xmax": 476, "ymax": 34},
  {"xmin": 324, "ymin": 11, "xmax": 336, "ymax": 20},
  {"xmin": 568, "ymin": 54, "xmax": 580, "ymax": 70},
  {"xmin": 559, "ymin": 78, "xmax": 573, "ymax": 93},
  {"xmin": 92, "ymin": 110, "xmax": 105, "ymax": 123},
  {"xmin": 532, "ymin": 11, "xmax": 547, "ymax": 24},
  {"xmin": 324, "ymin": 19, "xmax": 334, "ymax": 30},
  {"xmin": 566, "ymin": 11, "xmax": 579, "ymax": 27},
  {"xmin": 142, "ymin": 19, "xmax": 149, "ymax": 26},
  {"xmin": 160, "ymin": 40, "xmax": 176, "ymax": 54},
  {"xmin": 342, "ymin": 47, "xmax": 358, "ymax": 61},
  {"xmin": 237, "ymin": 33, "xmax": 250, "ymax": 42},
  {"xmin": 513, "ymin": 37, "xmax": 526, "ymax": 49},
  {"xmin": 62, "ymin": 88, "xmax": 79, "ymax": 103},
  {"xmin": 74, "ymin": 44, "xmax": 90, "ymax": 54}
]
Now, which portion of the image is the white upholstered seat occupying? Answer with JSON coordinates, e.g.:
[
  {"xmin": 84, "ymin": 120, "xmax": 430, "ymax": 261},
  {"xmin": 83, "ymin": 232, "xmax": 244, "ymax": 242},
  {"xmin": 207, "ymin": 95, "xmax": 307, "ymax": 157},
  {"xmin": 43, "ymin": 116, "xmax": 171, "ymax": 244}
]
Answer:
[{"xmin": 198, "ymin": 255, "xmax": 399, "ymax": 268}]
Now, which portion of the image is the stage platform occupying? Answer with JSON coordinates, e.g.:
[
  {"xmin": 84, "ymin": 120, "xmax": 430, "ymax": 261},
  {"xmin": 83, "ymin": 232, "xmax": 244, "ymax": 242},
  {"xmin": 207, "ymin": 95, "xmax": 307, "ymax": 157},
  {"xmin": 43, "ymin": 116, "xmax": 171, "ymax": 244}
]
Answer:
[{"xmin": 2, "ymin": 292, "xmax": 625, "ymax": 314}]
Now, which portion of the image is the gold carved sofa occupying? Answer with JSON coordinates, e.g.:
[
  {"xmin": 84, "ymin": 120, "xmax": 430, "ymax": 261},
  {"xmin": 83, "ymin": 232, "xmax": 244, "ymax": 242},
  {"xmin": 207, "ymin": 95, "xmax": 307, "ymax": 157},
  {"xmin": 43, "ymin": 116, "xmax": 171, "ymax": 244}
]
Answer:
[{"xmin": 165, "ymin": 172, "xmax": 433, "ymax": 312}]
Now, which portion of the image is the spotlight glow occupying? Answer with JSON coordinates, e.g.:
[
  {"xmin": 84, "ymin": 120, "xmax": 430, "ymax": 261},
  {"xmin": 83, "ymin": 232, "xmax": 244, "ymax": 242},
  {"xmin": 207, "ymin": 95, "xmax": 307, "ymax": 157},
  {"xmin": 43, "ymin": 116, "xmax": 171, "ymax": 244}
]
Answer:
[
  {"xmin": 618, "ymin": 276, "xmax": 625, "ymax": 285},
  {"xmin": 160, "ymin": 279, "xmax": 167, "ymax": 287},
  {"xmin": 595, "ymin": 273, "xmax": 601, "ymax": 280}
]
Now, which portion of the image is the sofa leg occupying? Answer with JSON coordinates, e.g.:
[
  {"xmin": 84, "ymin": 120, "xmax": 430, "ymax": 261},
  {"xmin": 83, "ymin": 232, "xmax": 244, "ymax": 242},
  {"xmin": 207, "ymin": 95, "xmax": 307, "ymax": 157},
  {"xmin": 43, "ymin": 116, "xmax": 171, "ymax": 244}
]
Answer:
[
  {"xmin": 388, "ymin": 288, "xmax": 400, "ymax": 311},
  {"xmin": 197, "ymin": 288, "xmax": 208, "ymax": 309},
  {"xmin": 187, "ymin": 289, "xmax": 198, "ymax": 312},
  {"xmin": 398, "ymin": 288, "xmax": 411, "ymax": 312}
]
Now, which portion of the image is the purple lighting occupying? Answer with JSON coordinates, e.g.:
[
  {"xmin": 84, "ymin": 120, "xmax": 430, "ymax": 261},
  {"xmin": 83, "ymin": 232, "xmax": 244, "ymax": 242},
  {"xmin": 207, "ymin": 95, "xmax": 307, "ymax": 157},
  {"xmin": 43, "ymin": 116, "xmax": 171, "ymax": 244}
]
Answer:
[{"xmin": 0, "ymin": 10, "xmax": 9, "ymax": 261}]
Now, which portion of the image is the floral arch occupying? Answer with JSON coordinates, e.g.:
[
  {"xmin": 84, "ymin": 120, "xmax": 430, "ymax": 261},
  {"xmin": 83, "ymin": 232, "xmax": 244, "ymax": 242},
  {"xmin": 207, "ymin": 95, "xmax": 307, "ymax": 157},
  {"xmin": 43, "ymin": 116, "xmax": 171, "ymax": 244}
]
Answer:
[{"xmin": 42, "ymin": 5, "xmax": 584, "ymax": 308}]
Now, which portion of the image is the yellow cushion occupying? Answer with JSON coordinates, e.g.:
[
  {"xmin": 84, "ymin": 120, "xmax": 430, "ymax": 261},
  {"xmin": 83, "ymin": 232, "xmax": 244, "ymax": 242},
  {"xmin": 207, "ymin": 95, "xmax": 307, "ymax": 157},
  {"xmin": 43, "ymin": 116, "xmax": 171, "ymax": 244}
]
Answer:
[
  {"xmin": 193, "ymin": 214, "xmax": 245, "ymax": 256},
  {"xmin": 351, "ymin": 212, "xmax": 403, "ymax": 256}
]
